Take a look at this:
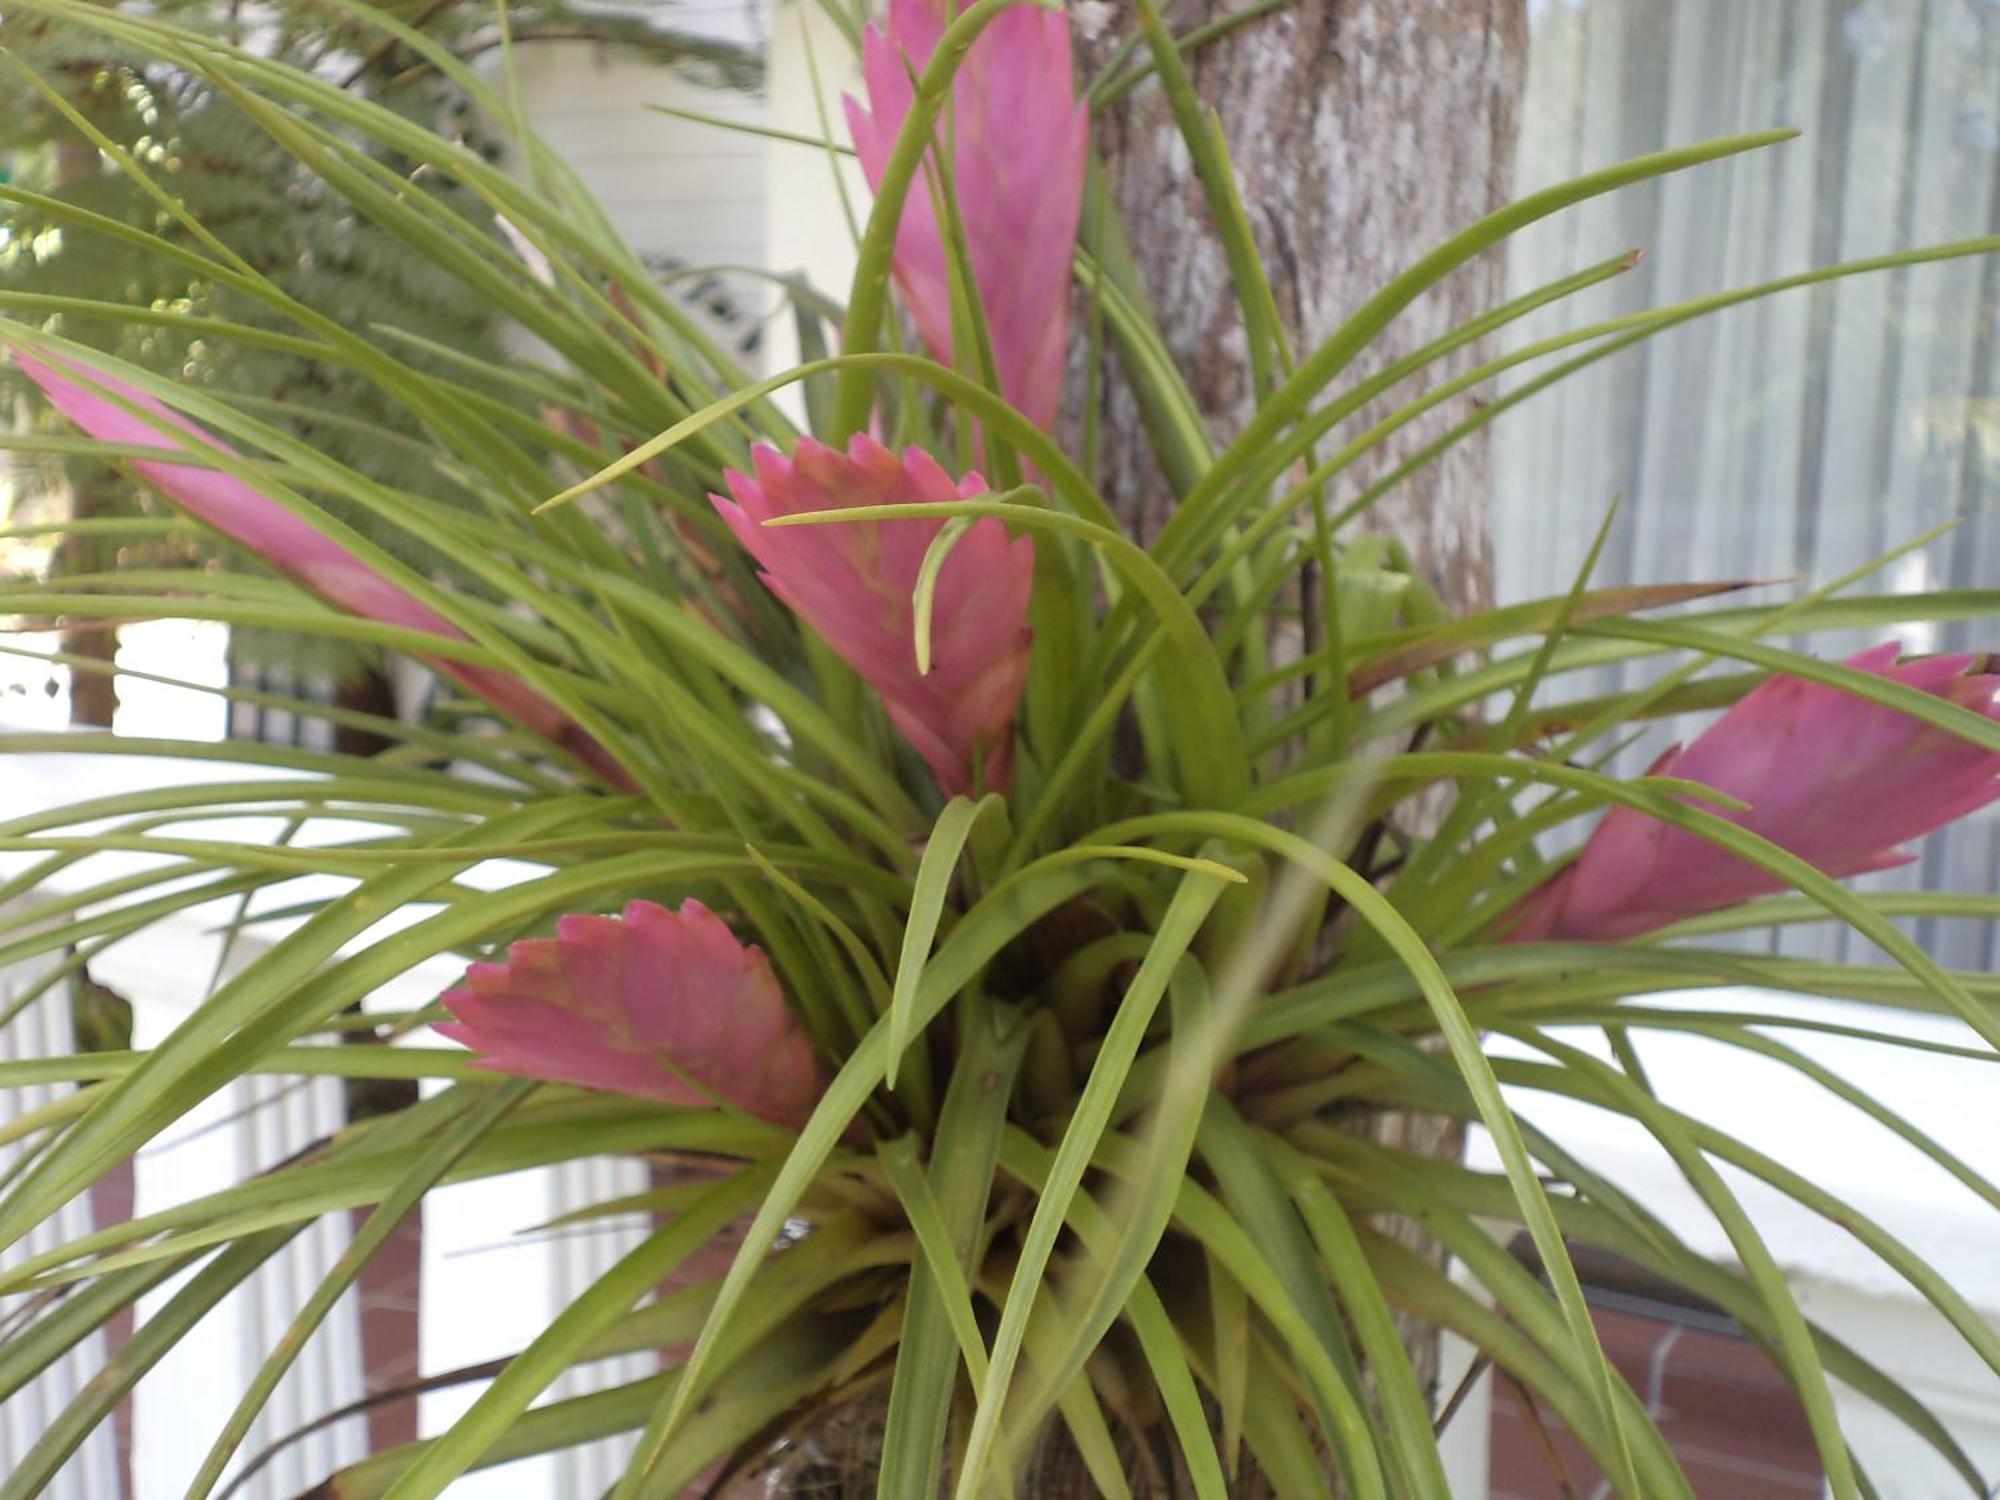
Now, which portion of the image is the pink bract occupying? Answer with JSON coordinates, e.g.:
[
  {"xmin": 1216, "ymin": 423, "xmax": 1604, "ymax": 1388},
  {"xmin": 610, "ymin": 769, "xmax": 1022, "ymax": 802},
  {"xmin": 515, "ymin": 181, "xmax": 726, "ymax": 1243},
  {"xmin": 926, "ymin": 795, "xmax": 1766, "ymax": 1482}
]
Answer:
[
  {"xmin": 713, "ymin": 434, "xmax": 1034, "ymax": 796},
  {"xmin": 436, "ymin": 898, "xmax": 822, "ymax": 1128},
  {"xmin": 844, "ymin": 0, "xmax": 1087, "ymax": 434},
  {"xmin": 1506, "ymin": 642, "xmax": 2000, "ymax": 942},
  {"xmin": 14, "ymin": 350, "xmax": 633, "ymax": 789}
]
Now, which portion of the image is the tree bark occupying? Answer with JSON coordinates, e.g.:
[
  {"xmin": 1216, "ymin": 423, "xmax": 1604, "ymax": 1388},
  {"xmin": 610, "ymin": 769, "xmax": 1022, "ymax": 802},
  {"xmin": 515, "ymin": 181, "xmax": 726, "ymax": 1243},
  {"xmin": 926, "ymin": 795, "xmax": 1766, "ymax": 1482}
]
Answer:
[
  {"xmin": 53, "ymin": 136, "xmax": 122, "ymax": 731},
  {"xmin": 1075, "ymin": 0, "xmax": 1527, "ymax": 1482},
  {"xmin": 1078, "ymin": 0, "xmax": 1524, "ymax": 614},
  {"xmin": 55, "ymin": 478, "xmax": 120, "ymax": 730}
]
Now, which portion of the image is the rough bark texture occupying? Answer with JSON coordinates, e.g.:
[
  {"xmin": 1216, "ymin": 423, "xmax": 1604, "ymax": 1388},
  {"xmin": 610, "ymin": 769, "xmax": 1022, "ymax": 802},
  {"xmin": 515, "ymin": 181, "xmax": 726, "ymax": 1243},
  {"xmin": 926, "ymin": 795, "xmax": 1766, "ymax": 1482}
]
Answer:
[
  {"xmin": 1076, "ymin": 0, "xmax": 1524, "ymax": 616},
  {"xmin": 55, "ymin": 478, "xmax": 120, "ymax": 730},
  {"xmin": 53, "ymin": 134, "xmax": 121, "ymax": 732}
]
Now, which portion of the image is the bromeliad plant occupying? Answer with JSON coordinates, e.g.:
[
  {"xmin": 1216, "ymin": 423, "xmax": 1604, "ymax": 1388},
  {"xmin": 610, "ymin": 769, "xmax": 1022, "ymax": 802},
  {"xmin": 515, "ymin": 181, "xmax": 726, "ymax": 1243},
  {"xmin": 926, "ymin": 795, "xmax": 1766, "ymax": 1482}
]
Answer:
[{"xmin": 2, "ymin": 0, "xmax": 1999, "ymax": 1496}]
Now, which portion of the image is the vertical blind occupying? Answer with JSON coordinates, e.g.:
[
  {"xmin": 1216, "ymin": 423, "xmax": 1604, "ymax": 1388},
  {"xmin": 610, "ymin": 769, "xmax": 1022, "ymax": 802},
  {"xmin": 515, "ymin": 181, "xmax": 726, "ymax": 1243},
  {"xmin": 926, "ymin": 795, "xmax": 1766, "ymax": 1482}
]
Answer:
[{"xmin": 1495, "ymin": 0, "xmax": 2000, "ymax": 967}]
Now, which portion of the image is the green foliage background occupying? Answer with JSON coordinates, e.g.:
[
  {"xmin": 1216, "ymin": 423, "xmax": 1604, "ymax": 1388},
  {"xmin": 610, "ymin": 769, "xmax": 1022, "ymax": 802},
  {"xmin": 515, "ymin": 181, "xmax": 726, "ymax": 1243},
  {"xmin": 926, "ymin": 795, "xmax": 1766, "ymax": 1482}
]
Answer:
[{"xmin": 0, "ymin": 0, "xmax": 757, "ymax": 680}]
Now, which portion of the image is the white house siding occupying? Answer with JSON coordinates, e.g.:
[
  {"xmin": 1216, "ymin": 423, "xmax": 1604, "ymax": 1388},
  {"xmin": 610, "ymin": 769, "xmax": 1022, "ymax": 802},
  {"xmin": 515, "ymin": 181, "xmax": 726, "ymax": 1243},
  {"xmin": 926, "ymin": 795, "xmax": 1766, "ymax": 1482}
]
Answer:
[
  {"xmin": 761, "ymin": 0, "xmax": 866, "ymax": 398},
  {"xmin": 504, "ymin": 13, "xmax": 773, "ymax": 376}
]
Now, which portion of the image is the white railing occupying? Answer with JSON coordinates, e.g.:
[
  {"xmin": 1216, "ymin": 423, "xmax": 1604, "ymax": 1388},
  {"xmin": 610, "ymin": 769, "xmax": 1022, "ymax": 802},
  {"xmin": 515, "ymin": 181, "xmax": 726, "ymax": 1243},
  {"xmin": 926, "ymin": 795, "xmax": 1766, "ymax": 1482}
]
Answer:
[
  {"xmin": 0, "ymin": 957, "xmax": 121, "ymax": 1498},
  {"xmin": 0, "ymin": 745, "xmax": 650, "ymax": 1498}
]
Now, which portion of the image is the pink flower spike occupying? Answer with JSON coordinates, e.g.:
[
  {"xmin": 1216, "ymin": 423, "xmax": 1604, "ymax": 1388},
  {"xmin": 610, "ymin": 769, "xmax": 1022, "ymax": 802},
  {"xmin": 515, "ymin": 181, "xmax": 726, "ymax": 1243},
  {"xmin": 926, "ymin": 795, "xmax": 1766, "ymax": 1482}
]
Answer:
[
  {"xmin": 13, "ymin": 350, "xmax": 634, "ymax": 790},
  {"xmin": 1505, "ymin": 642, "xmax": 2000, "ymax": 942},
  {"xmin": 843, "ymin": 0, "xmax": 1087, "ymax": 434},
  {"xmin": 712, "ymin": 435, "xmax": 1033, "ymax": 795},
  {"xmin": 436, "ymin": 899, "xmax": 824, "ymax": 1128}
]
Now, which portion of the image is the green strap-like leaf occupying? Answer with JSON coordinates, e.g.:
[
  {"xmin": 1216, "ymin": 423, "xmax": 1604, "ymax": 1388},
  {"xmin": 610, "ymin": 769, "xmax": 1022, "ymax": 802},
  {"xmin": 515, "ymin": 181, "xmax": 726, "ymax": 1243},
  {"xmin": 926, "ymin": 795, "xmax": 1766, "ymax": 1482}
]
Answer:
[
  {"xmin": 998, "ymin": 965, "xmax": 1221, "ymax": 1466},
  {"xmin": 955, "ymin": 868, "xmax": 1232, "ymax": 1500},
  {"xmin": 186, "ymin": 1080, "xmax": 532, "ymax": 1499},
  {"xmin": 995, "ymin": 1131, "xmax": 1230, "ymax": 1500},
  {"xmin": 382, "ymin": 1159, "xmax": 779, "ymax": 1500},
  {"xmin": 1083, "ymin": 808, "xmax": 1644, "ymax": 1492},
  {"xmin": 877, "ymin": 998, "xmax": 1028, "ymax": 1500},
  {"xmin": 1360, "ymin": 1231, "xmax": 1692, "ymax": 1500},
  {"xmin": 888, "ymin": 796, "xmax": 994, "ymax": 1087},
  {"xmin": 1152, "ymin": 128, "xmax": 1797, "ymax": 573},
  {"xmin": 1266, "ymin": 1133, "xmax": 1453, "ymax": 1499},
  {"xmin": 1513, "ymin": 1033, "xmax": 1861, "ymax": 1498},
  {"xmin": 1311, "ymin": 1127, "xmax": 1989, "ymax": 1492},
  {"xmin": 630, "ymin": 858, "xmax": 1110, "ymax": 1476},
  {"xmin": 0, "ymin": 1230, "xmax": 303, "ymax": 1500}
]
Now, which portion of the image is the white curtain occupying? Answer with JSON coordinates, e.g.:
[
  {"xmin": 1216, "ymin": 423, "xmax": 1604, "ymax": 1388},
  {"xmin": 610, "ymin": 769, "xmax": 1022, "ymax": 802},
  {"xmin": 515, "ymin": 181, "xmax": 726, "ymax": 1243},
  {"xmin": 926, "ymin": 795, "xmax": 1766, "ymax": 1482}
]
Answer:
[{"xmin": 1496, "ymin": 0, "xmax": 2000, "ymax": 966}]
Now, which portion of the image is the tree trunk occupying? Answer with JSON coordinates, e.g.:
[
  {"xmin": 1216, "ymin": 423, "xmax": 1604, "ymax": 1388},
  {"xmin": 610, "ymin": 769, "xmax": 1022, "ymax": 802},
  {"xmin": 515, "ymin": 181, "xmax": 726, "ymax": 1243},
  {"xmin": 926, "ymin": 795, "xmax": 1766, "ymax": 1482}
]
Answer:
[
  {"xmin": 1079, "ymin": 0, "xmax": 1524, "ymax": 616},
  {"xmin": 1075, "ymin": 0, "xmax": 1527, "ymax": 1480},
  {"xmin": 53, "ymin": 135, "xmax": 122, "ymax": 731},
  {"xmin": 55, "ymin": 478, "xmax": 120, "ymax": 730}
]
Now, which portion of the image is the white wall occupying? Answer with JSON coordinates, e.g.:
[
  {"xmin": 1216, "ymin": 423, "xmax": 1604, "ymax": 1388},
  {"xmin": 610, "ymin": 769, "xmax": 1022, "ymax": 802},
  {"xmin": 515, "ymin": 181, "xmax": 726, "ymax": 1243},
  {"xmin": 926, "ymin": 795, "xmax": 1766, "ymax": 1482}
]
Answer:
[
  {"xmin": 761, "ymin": 0, "xmax": 865, "ymax": 400},
  {"xmin": 503, "ymin": 12, "xmax": 773, "ymax": 377}
]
